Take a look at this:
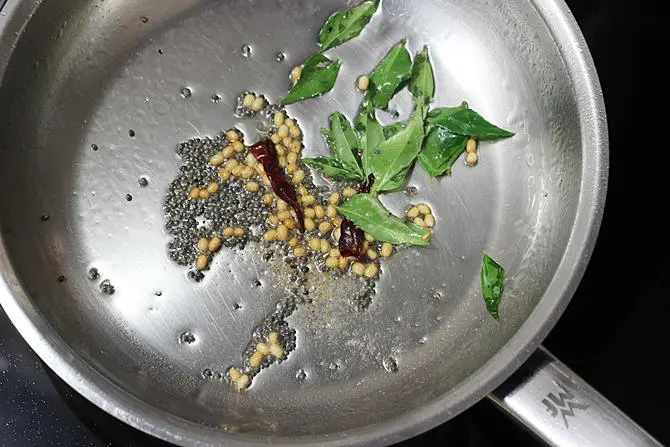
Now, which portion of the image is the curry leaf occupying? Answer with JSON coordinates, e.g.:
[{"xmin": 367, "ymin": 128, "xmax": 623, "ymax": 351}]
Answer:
[
  {"xmin": 425, "ymin": 101, "xmax": 469, "ymax": 131},
  {"xmin": 337, "ymin": 194, "xmax": 430, "ymax": 246},
  {"xmin": 355, "ymin": 96, "xmax": 385, "ymax": 177},
  {"xmin": 409, "ymin": 46, "xmax": 435, "ymax": 105},
  {"xmin": 282, "ymin": 53, "xmax": 342, "ymax": 105},
  {"xmin": 368, "ymin": 40, "xmax": 412, "ymax": 109},
  {"xmin": 318, "ymin": 0, "xmax": 380, "ymax": 52},
  {"xmin": 324, "ymin": 112, "xmax": 364, "ymax": 178},
  {"xmin": 481, "ymin": 253, "xmax": 505, "ymax": 320},
  {"xmin": 429, "ymin": 106, "xmax": 514, "ymax": 141},
  {"xmin": 302, "ymin": 157, "xmax": 364, "ymax": 182},
  {"xmin": 418, "ymin": 127, "xmax": 468, "ymax": 177},
  {"xmin": 383, "ymin": 121, "xmax": 407, "ymax": 139},
  {"xmin": 369, "ymin": 103, "xmax": 426, "ymax": 193}
]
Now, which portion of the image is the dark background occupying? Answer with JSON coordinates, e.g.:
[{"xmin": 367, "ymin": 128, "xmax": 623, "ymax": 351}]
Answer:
[{"xmin": 1, "ymin": 0, "xmax": 668, "ymax": 445}]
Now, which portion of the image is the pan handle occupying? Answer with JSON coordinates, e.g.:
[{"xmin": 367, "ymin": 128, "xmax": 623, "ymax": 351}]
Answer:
[{"xmin": 489, "ymin": 346, "xmax": 662, "ymax": 446}]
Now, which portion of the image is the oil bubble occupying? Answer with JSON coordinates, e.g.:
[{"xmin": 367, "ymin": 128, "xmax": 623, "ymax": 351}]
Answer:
[{"xmin": 383, "ymin": 356, "xmax": 399, "ymax": 373}]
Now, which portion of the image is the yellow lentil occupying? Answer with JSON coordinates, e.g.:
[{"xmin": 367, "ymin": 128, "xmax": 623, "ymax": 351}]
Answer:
[
  {"xmin": 245, "ymin": 181, "xmax": 260, "ymax": 192},
  {"xmin": 208, "ymin": 237, "xmax": 222, "ymax": 253},
  {"xmin": 207, "ymin": 182, "xmax": 219, "ymax": 194},
  {"xmin": 343, "ymin": 187, "xmax": 358, "ymax": 198},
  {"xmin": 222, "ymin": 145, "xmax": 234, "ymax": 159},
  {"xmin": 196, "ymin": 255, "xmax": 208, "ymax": 270},
  {"xmin": 242, "ymin": 94, "xmax": 255, "ymax": 109},
  {"xmin": 352, "ymin": 262, "xmax": 366, "ymax": 276},
  {"xmin": 197, "ymin": 238, "xmax": 209, "ymax": 252},
  {"xmin": 269, "ymin": 343, "xmax": 284, "ymax": 359},
  {"xmin": 364, "ymin": 263, "xmax": 379, "ymax": 278},
  {"xmin": 293, "ymin": 169, "xmax": 305, "ymax": 184},
  {"xmin": 381, "ymin": 243, "xmax": 393, "ymax": 258},
  {"xmin": 319, "ymin": 221, "xmax": 333, "ymax": 234},
  {"xmin": 325, "ymin": 257, "xmax": 340, "ymax": 269},
  {"xmin": 276, "ymin": 224, "xmax": 289, "ymax": 241},
  {"xmin": 328, "ymin": 192, "xmax": 340, "ymax": 205},
  {"xmin": 210, "ymin": 152, "xmax": 225, "ymax": 166},
  {"xmin": 249, "ymin": 351, "xmax": 265, "ymax": 369}
]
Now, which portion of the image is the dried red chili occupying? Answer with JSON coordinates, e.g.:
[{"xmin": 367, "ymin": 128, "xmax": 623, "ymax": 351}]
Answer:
[
  {"xmin": 339, "ymin": 218, "xmax": 364, "ymax": 259},
  {"xmin": 249, "ymin": 139, "xmax": 305, "ymax": 232}
]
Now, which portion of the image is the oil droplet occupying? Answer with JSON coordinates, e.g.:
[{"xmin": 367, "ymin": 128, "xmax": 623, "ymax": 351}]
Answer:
[
  {"xmin": 99, "ymin": 279, "xmax": 115, "ymax": 295},
  {"xmin": 296, "ymin": 369, "xmax": 307, "ymax": 381},
  {"xmin": 202, "ymin": 368, "xmax": 213, "ymax": 379},
  {"xmin": 179, "ymin": 331, "xmax": 196, "ymax": 345},
  {"xmin": 128, "ymin": 129, "xmax": 136, "ymax": 137},
  {"xmin": 180, "ymin": 87, "xmax": 192, "ymax": 99},
  {"xmin": 418, "ymin": 336, "xmax": 428, "ymax": 345},
  {"xmin": 91, "ymin": 143, "xmax": 99, "ymax": 151},
  {"xmin": 404, "ymin": 186, "xmax": 418, "ymax": 196},
  {"xmin": 125, "ymin": 194, "xmax": 133, "ymax": 201},
  {"xmin": 158, "ymin": 49, "xmax": 163, "ymax": 55},
  {"xmin": 211, "ymin": 94, "xmax": 221, "ymax": 103},
  {"xmin": 140, "ymin": 16, "xmax": 149, "ymax": 23},
  {"xmin": 383, "ymin": 356, "xmax": 399, "ymax": 373},
  {"xmin": 57, "ymin": 275, "xmax": 66, "ymax": 283},
  {"xmin": 233, "ymin": 303, "xmax": 242, "ymax": 310},
  {"xmin": 40, "ymin": 214, "xmax": 50, "ymax": 222},
  {"xmin": 154, "ymin": 290, "xmax": 162, "ymax": 297},
  {"xmin": 138, "ymin": 177, "xmax": 149, "ymax": 187},
  {"xmin": 328, "ymin": 362, "xmax": 340, "ymax": 371},
  {"xmin": 87, "ymin": 268, "xmax": 100, "ymax": 280},
  {"xmin": 241, "ymin": 44, "xmax": 252, "ymax": 58},
  {"xmin": 526, "ymin": 154, "xmax": 535, "ymax": 166},
  {"xmin": 276, "ymin": 52, "xmax": 286, "ymax": 62}
]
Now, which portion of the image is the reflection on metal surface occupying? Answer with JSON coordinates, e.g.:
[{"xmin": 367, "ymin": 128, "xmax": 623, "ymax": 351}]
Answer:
[
  {"xmin": 0, "ymin": 0, "xmax": 608, "ymax": 445},
  {"xmin": 491, "ymin": 348, "xmax": 662, "ymax": 446},
  {"xmin": 541, "ymin": 383, "xmax": 589, "ymax": 428}
]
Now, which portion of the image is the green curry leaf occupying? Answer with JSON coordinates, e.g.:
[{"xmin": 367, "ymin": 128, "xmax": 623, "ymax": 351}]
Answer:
[
  {"xmin": 282, "ymin": 53, "xmax": 341, "ymax": 105},
  {"xmin": 323, "ymin": 112, "xmax": 364, "ymax": 179},
  {"xmin": 368, "ymin": 40, "xmax": 412, "ymax": 109},
  {"xmin": 318, "ymin": 0, "xmax": 380, "ymax": 52},
  {"xmin": 369, "ymin": 103, "xmax": 426, "ymax": 193},
  {"xmin": 302, "ymin": 157, "xmax": 364, "ymax": 182},
  {"xmin": 418, "ymin": 127, "xmax": 468, "ymax": 177},
  {"xmin": 428, "ymin": 106, "xmax": 514, "ymax": 140},
  {"xmin": 481, "ymin": 253, "xmax": 505, "ymax": 320},
  {"xmin": 409, "ymin": 46, "xmax": 435, "ymax": 106},
  {"xmin": 355, "ymin": 96, "xmax": 385, "ymax": 177},
  {"xmin": 337, "ymin": 194, "xmax": 431, "ymax": 246}
]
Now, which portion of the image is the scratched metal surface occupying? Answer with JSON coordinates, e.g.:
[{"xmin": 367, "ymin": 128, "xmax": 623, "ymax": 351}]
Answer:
[{"xmin": 0, "ymin": 0, "xmax": 606, "ymax": 445}]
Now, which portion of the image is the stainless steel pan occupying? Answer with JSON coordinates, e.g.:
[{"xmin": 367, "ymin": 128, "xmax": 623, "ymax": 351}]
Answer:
[{"xmin": 0, "ymin": 0, "xmax": 660, "ymax": 445}]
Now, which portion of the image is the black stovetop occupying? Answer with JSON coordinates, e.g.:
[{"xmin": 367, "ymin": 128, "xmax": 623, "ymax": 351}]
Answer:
[{"xmin": 1, "ymin": 0, "xmax": 668, "ymax": 445}]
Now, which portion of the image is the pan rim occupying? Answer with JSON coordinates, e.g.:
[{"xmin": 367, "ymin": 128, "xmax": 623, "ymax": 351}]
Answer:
[{"xmin": 0, "ymin": 0, "xmax": 608, "ymax": 445}]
